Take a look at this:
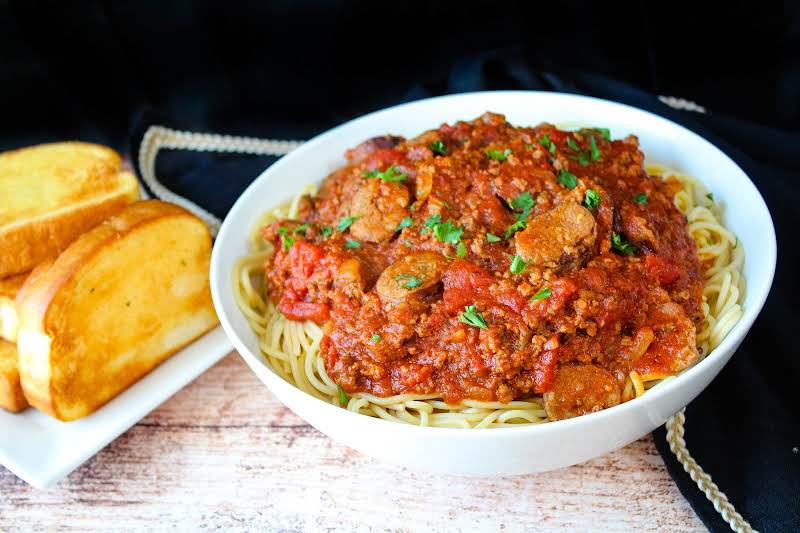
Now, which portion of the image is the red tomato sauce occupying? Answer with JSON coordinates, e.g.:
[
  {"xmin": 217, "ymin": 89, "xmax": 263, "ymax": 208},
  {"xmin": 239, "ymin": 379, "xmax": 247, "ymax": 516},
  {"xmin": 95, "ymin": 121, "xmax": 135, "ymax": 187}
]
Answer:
[{"xmin": 262, "ymin": 113, "xmax": 704, "ymax": 419}]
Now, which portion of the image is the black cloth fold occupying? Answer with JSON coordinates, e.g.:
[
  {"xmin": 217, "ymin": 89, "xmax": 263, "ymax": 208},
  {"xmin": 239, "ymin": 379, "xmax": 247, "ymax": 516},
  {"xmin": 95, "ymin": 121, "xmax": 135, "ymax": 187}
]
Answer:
[{"xmin": 131, "ymin": 55, "xmax": 798, "ymax": 532}]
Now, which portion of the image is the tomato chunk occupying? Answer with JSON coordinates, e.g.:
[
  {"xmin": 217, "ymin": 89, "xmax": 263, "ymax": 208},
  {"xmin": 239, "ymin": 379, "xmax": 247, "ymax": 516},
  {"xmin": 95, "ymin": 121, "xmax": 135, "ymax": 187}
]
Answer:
[
  {"xmin": 442, "ymin": 260, "xmax": 494, "ymax": 313},
  {"xmin": 278, "ymin": 299, "xmax": 330, "ymax": 323},
  {"xmin": 644, "ymin": 254, "xmax": 681, "ymax": 285}
]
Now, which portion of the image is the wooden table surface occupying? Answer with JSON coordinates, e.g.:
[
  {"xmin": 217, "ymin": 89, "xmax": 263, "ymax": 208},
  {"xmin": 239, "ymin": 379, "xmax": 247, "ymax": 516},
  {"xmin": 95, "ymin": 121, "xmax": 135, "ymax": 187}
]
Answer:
[{"xmin": 0, "ymin": 353, "xmax": 705, "ymax": 532}]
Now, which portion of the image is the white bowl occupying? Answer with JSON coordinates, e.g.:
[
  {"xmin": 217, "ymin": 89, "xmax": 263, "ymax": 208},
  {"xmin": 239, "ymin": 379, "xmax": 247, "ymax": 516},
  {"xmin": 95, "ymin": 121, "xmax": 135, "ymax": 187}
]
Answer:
[{"xmin": 210, "ymin": 92, "xmax": 776, "ymax": 475}]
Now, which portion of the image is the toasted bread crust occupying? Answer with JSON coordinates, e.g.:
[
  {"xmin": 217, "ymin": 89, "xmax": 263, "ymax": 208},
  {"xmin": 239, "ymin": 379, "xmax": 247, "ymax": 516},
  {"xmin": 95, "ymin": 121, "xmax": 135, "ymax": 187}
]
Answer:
[
  {"xmin": 0, "ymin": 272, "xmax": 28, "ymax": 342},
  {"xmin": 17, "ymin": 200, "xmax": 218, "ymax": 420},
  {"xmin": 0, "ymin": 340, "xmax": 27, "ymax": 412},
  {"xmin": 0, "ymin": 140, "xmax": 140, "ymax": 277}
]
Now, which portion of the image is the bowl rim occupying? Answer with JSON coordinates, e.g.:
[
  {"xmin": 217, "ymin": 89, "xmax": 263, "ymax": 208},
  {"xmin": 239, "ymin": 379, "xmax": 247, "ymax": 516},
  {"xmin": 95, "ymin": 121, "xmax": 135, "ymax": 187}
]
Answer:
[{"xmin": 210, "ymin": 90, "xmax": 777, "ymax": 437}]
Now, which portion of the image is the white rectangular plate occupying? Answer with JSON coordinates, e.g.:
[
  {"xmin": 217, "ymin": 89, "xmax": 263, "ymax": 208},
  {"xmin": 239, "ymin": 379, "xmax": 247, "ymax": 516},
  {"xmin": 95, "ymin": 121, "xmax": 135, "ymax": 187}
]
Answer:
[{"xmin": 0, "ymin": 326, "xmax": 232, "ymax": 488}]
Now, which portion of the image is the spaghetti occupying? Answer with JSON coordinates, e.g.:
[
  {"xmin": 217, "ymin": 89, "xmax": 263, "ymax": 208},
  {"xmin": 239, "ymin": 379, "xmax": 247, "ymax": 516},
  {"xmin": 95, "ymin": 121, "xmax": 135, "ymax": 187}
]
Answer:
[
  {"xmin": 233, "ymin": 117, "xmax": 743, "ymax": 428},
  {"xmin": 233, "ymin": 165, "xmax": 743, "ymax": 428}
]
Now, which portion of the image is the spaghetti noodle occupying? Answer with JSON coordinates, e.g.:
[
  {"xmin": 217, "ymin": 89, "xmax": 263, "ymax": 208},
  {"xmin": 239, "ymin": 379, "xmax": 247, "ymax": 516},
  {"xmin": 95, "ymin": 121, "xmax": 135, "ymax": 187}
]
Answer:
[{"xmin": 233, "ymin": 117, "xmax": 743, "ymax": 428}]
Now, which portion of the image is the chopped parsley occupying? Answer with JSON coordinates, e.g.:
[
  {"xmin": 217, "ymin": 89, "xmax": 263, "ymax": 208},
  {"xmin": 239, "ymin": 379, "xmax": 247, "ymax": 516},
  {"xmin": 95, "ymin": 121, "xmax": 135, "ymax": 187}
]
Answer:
[
  {"xmin": 429, "ymin": 140, "xmax": 448, "ymax": 156},
  {"xmin": 611, "ymin": 232, "xmax": 637, "ymax": 256},
  {"xmin": 396, "ymin": 216, "xmax": 413, "ymax": 231},
  {"xmin": 403, "ymin": 239, "xmax": 414, "ymax": 248},
  {"xmin": 278, "ymin": 227, "xmax": 295, "ymax": 251},
  {"xmin": 421, "ymin": 213, "xmax": 465, "ymax": 249},
  {"xmin": 566, "ymin": 136, "xmax": 581, "ymax": 152},
  {"xmin": 596, "ymin": 127, "xmax": 611, "ymax": 141},
  {"xmin": 487, "ymin": 148, "xmax": 513, "ymax": 162},
  {"xmin": 504, "ymin": 219, "xmax": 527, "ymax": 239},
  {"xmin": 337, "ymin": 384, "xmax": 349, "ymax": 405},
  {"xmin": 336, "ymin": 215, "xmax": 361, "ymax": 232},
  {"xmin": 510, "ymin": 191, "xmax": 535, "ymax": 214},
  {"xmin": 486, "ymin": 232, "xmax": 501, "ymax": 243},
  {"xmin": 510, "ymin": 255, "xmax": 527, "ymax": 275},
  {"xmin": 558, "ymin": 169, "xmax": 578, "ymax": 189},
  {"xmin": 584, "ymin": 189, "xmax": 601, "ymax": 209},
  {"xmin": 530, "ymin": 287, "xmax": 552, "ymax": 301},
  {"xmin": 344, "ymin": 239, "xmax": 361, "ymax": 249},
  {"xmin": 706, "ymin": 192, "xmax": 715, "ymax": 202},
  {"xmin": 394, "ymin": 274, "xmax": 423, "ymax": 289},
  {"xmin": 370, "ymin": 333, "xmax": 381, "ymax": 343},
  {"xmin": 421, "ymin": 213, "xmax": 442, "ymax": 233},
  {"xmin": 503, "ymin": 192, "xmax": 537, "ymax": 240},
  {"xmin": 293, "ymin": 223, "xmax": 309, "ymax": 235},
  {"xmin": 363, "ymin": 165, "xmax": 407, "ymax": 182},
  {"xmin": 633, "ymin": 193, "xmax": 648, "ymax": 205},
  {"xmin": 433, "ymin": 220, "xmax": 463, "ymax": 244},
  {"xmin": 524, "ymin": 143, "xmax": 535, "ymax": 151},
  {"xmin": 569, "ymin": 152, "xmax": 590, "ymax": 166},
  {"xmin": 319, "ymin": 225, "xmax": 333, "ymax": 238},
  {"xmin": 459, "ymin": 304, "xmax": 488, "ymax": 329},
  {"xmin": 589, "ymin": 135, "xmax": 601, "ymax": 161},
  {"xmin": 539, "ymin": 134, "xmax": 556, "ymax": 154}
]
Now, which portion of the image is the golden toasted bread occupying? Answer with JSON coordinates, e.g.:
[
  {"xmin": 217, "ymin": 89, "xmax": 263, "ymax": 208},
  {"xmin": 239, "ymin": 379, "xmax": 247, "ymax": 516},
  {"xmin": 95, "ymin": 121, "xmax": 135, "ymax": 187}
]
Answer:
[
  {"xmin": 16, "ymin": 200, "xmax": 218, "ymax": 421},
  {"xmin": 0, "ymin": 340, "xmax": 27, "ymax": 412},
  {"xmin": 0, "ymin": 272, "xmax": 27, "ymax": 342},
  {"xmin": 0, "ymin": 142, "xmax": 140, "ymax": 277}
]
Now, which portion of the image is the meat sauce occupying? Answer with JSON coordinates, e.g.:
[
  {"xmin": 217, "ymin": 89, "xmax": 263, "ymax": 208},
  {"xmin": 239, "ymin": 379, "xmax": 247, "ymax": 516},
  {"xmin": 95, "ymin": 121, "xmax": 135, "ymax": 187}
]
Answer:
[{"xmin": 263, "ymin": 113, "xmax": 704, "ymax": 420}]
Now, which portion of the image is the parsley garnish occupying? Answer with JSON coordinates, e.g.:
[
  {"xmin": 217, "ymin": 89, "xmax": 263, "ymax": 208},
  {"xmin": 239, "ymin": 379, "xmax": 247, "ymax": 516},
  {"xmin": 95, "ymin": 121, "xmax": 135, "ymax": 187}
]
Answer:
[
  {"xmin": 524, "ymin": 143, "xmax": 535, "ymax": 151},
  {"xmin": 403, "ymin": 239, "xmax": 413, "ymax": 248},
  {"xmin": 589, "ymin": 135, "xmax": 601, "ymax": 161},
  {"xmin": 539, "ymin": 134, "xmax": 556, "ymax": 154},
  {"xmin": 486, "ymin": 232, "xmax": 501, "ymax": 243},
  {"xmin": 337, "ymin": 384, "xmax": 349, "ymax": 405},
  {"xmin": 487, "ymin": 148, "xmax": 512, "ymax": 162},
  {"xmin": 363, "ymin": 165, "xmax": 407, "ymax": 182},
  {"xmin": 293, "ymin": 223, "xmax": 309, "ymax": 235},
  {"xmin": 394, "ymin": 274, "xmax": 423, "ymax": 289},
  {"xmin": 569, "ymin": 152, "xmax": 590, "ymax": 166},
  {"xmin": 278, "ymin": 227, "xmax": 295, "ymax": 251},
  {"xmin": 337, "ymin": 215, "xmax": 361, "ymax": 232},
  {"xmin": 633, "ymin": 193, "xmax": 648, "ymax": 205},
  {"xmin": 530, "ymin": 287, "xmax": 552, "ymax": 301},
  {"xmin": 319, "ymin": 225, "xmax": 333, "ymax": 238},
  {"xmin": 459, "ymin": 304, "xmax": 488, "ymax": 329},
  {"xmin": 596, "ymin": 128, "xmax": 611, "ymax": 141},
  {"xmin": 706, "ymin": 192, "xmax": 715, "ymax": 202},
  {"xmin": 566, "ymin": 136, "xmax": 581, "ymax": 152},
  {"xmin": 456, "ymin": 241, "xmax": 467, "ymax": 258},
  {"xmin": 584, "ymin": 189, "xmax": 601, "ymax": 209},
  {"xmin": 507, "ymin": 191, "xmax": 536, "ymax": 238},
  {"xmin": 421, "ymin": 213, "xmax": 442, "ymax": 233},
  {"xmin": 370, "ymin": 333, "xmax": 381, "ymax": 343},
  {"xmin": 504, "ymin": 219, "xmax": 527, "ymax": 239},
  {"xmin": 344, "ymin": 239, "xmax": 361, "ymax": 249},
  {"xmin": 611, "ymin": 232, "xmax": 637, "ymax": 256},
  {"xmin": 558, "ymin": 169, "xmax": 578, "ymax": 189},
  {"xmin": 510, "ymin": 191, "xmax": 535, "ymax": 214},
  {"xmin": 433, "ymin": 220, "xmax": 463, "ymax": 244},
  {"xmin": 397, "ymin": 216, "xmax": 413, "ymax": 231},
  {"xmin": 429, "ymin": 140, "xmax": 448, "ymax": 156},
  {"xmin": 510, "ymin": 255, "xmax": 527, "ymax": 275}
]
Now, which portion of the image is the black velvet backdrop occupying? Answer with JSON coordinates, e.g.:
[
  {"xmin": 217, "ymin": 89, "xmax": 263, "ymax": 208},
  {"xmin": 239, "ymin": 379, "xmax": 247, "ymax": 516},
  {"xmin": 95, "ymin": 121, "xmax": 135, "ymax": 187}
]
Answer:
[{"xmin": 2, "ymin": 2, "xmax": 798, "ymax": 532}]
